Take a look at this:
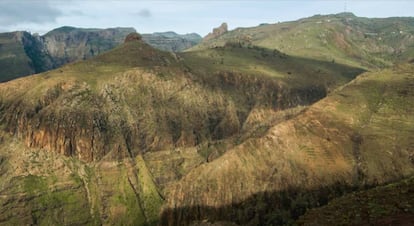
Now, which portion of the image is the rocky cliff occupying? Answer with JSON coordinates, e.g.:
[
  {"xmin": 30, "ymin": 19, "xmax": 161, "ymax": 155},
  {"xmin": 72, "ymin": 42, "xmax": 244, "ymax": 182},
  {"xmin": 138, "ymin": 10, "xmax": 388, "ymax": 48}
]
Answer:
[
  {"xmin": 41, "ymin": 26, "xmax": 136, "ymax": 68},
  {"xmin": 0, "ymin": 31, "xmax": 37, "ymax": 81}
]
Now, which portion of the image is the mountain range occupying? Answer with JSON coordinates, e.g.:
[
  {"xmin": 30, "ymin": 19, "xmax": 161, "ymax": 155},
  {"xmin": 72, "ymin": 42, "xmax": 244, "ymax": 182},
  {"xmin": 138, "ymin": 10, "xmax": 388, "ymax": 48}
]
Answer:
[
  {"xmin": 0, "ymin": 27, "xmax": 201, "ymax": 82},
  {"xmin": 0, "ymin": 13, "xmax": 413, "ymax": 226}
]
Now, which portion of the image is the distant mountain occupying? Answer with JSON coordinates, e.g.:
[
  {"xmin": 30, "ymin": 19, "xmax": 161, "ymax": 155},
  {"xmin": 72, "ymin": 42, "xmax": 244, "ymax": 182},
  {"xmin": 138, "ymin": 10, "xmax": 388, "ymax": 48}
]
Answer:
[
  {"xmin": 190, "ymin": 13, "xmax": 414, "ymax": 69},
  {"xmin": 0, "ymin": 31, "xmax": 45, "ymax": 82},
  {"xmin": 142, "ymin": 31, "xmax": 202, "ymax": 52},
  {"xmin": 42, "ymin": 26, "xmax": 136, "ymax": 68},
  {"xmin": 0, "ymin": 27, "xmax": 201, "ymax": 82}
]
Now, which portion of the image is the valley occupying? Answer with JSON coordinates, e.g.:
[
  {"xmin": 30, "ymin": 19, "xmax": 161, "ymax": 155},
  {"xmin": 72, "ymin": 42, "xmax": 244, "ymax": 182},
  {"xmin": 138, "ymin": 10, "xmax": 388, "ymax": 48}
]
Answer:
[{"xmin": 0, "ymin": 12, "xmax": 413, "ymax": 226}]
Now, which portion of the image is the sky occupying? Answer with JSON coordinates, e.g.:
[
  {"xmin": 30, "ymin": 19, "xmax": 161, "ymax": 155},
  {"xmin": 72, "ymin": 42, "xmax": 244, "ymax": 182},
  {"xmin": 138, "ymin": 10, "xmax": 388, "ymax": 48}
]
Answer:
[{"xmin": 0, "ymin": 0, "xmax": 413, "ymax": 36}]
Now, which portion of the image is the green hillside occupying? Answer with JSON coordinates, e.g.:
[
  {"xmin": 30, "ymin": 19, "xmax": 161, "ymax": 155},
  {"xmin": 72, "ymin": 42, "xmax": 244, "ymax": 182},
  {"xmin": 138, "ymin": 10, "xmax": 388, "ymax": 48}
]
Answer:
[
  {"xmin": 0, "ymin": 14, "xmax": 413, "ymax": 226},
  {"xmin": 297, "ymin": 176, "xmax": 414, "ymax": 225},
  {"xmin": 191, "ymin": 13, "xmax": 414, "ymax": 70},
  {"xmin": 0, "ymin": 33, "xmax": 365, "ymax": 225},
  {"xmin": 161, "ymin": 64, "xmax": 414, "ymax": 225}
]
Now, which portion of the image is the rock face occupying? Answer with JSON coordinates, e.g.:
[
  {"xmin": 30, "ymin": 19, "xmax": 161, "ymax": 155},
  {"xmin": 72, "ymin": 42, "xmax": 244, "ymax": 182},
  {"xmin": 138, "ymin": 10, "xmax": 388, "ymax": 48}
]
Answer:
[
  {"xmin": 204, "ymin": 23, "xmax": 228, "ymax": 41},
  {"xmin": 0, "ymin": 31, "xmax": 38, "ymax": 81},
  {"xmin": 0, "ymin": 130, "xmax": 163, "ymax": 225},
  {"xmin": 41, "ymin": 26, "xmax": 136, "ymax": 68}
]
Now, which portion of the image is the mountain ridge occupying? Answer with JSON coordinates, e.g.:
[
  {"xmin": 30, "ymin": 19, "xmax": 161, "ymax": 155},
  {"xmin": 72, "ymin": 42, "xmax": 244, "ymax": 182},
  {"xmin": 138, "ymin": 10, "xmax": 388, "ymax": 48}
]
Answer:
[
  {"xmin": 0, "ymin": 27, "xmax": 202, "ymax": 82},
  {"xmin": 190, "ymin": 13, "xmax": 414, "ymax": 70},
  {"xmin": 0, "ymin": 12, "xmax": 413, "ymax": 226}
]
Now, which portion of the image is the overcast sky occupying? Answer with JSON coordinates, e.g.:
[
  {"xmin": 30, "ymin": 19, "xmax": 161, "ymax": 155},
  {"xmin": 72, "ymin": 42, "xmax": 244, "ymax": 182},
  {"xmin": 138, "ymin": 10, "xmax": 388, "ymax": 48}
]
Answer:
[{"xmin": 0, "ymin": 0, "xmax": 413, "ymax": 36}]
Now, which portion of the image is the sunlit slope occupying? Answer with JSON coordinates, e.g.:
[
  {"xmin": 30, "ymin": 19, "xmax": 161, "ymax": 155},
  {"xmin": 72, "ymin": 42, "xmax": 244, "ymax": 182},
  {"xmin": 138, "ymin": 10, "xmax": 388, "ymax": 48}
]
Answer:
[
  {"xmin": 0, "ymin": 34, "xmax": 366, "ymax": 225},
  {"xmin": 190, "ymin": 13, "xmax": 414, "ymax": 69},
  {"xmin": 0, "ymin": 38, "xmax": 363, "ymax": 163},
  {"xmin": 161, "ymin": 64, "xmax": 414, "ymax": 225}
]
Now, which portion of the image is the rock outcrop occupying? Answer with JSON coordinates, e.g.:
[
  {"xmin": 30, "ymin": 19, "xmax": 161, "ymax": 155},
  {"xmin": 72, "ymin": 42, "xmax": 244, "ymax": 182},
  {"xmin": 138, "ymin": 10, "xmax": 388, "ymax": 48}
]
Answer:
[
  {"xmin": 204, "ymin": 23, "xmax": 228, "ymax": 41},
  {"xmin": 124, "ymin": 32, "xmax": 143, "ymax": 42}
]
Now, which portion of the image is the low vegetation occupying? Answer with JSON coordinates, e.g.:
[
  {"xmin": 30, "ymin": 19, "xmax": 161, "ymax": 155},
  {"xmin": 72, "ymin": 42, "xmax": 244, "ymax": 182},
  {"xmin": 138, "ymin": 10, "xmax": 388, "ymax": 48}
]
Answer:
[{"xmin": 0, "ymin": 13, "xmax": 413, "ymax": 226}]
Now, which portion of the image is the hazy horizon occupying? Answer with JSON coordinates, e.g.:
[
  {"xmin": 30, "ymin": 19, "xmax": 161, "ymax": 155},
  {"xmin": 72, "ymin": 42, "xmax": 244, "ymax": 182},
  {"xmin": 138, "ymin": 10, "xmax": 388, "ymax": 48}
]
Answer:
[{"xmin": 0, "ymin": 0, "xmax": 413, "ymax": 36}]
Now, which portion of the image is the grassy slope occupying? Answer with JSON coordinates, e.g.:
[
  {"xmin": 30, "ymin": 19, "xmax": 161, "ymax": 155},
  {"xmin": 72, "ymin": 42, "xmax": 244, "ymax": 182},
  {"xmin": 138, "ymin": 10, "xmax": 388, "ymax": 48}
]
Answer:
[
  {"xmin": 0, "ymin": 40, "xmax": 364, "ymax": 161},
  {"xmin": 0, "ymin": 129, "xmax": 166, "ymax": 226},
  {"xmin": 182, "ymin": 45, "xmax": 363, "ymax": 90},
  {"xmin": 161, "ymin": 64, "xmax": 414, "ymax": 225},
  {"xmin": 190, "ymin": 13, "xmax": 414, "ymax": 70},
  {"xmin": 0, "ymin": 131, "xmax": 95, "ymax": 226},
  {"xmin": 0, "ymin": 15, "xmax": 411, "ymax": 226},
  {"xmin": 0, "ymin": 32, "xmax": 370, "ymax": 225}
]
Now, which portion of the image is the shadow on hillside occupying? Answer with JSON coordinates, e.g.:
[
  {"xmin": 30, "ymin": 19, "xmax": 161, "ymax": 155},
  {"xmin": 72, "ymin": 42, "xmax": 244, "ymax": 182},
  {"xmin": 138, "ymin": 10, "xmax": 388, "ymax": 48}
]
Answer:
[
  {"xmin": 180, "ymin": 45, "xmax": 366, "ymax": 129},
  {"xmin": 182, "ymin": 44, "xmax": 366, "ymax": 81},
  {"xmin": 159, "ymin": 182, "xmax": 363, "ymax": 226},
  {"xmin": 182, "ymin": 45, "xmax": 366, "ymax": 111}
]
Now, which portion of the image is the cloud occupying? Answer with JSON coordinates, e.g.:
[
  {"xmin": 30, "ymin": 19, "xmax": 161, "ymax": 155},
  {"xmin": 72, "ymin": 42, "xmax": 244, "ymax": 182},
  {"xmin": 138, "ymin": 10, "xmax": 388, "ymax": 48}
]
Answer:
[
  {"xmin": 0, "ymin": 0, "xmax": 62, "ymax": 26},
  {"xmin": 67, "ymin": 10, "xmax": 85, "ymax": 17},
  {"xmin": 136, "ymin": 9, "xmax": 151, "ymax": 18}
]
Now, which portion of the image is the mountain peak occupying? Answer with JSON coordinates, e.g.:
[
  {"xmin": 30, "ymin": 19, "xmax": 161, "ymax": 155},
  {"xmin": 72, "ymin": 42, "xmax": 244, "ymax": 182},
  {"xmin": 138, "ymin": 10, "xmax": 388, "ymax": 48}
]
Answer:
[
  {"xmin": 124, "ymin": 32, "xmax": 143, "ymax": 43},
  {"xmin": 336, "ymin": 12, "xmax": 357, "ymax": 17}
]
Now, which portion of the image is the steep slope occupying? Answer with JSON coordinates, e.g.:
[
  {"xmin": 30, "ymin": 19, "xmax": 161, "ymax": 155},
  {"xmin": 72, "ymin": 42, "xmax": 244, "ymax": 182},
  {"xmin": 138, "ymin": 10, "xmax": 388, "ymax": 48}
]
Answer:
[
  {"xmin": 191, "ymin": 13, "xmax": 414, "ymax": 69},
  {"xmin": 161, "ymin": 64, "xmax": 414, "ymax": 225},
  {"xmin": 0, "ymin": 129, "xmax": 163, "ymax": 225},
  {"xmin": 0, "ymin": 32, "xmax": 37, "ymax": 81},
  {"xmin": 42, "ymin": 26, "xmax": 136, "ymax": 67},
  {"xmin": 297, "ymin": 176, "xmax": 414, "ymax": 225},
  {"xmin": 0, "ymin": 32, "xmax": 365, "ymax": 225},
  {"xmin": 0, "ymin": 35, "xmax": 362, "ymax": 163}
]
